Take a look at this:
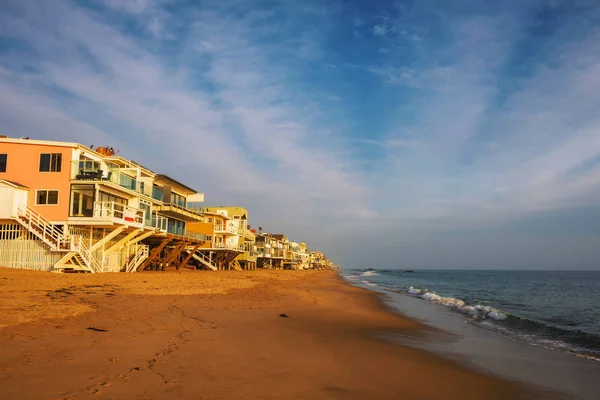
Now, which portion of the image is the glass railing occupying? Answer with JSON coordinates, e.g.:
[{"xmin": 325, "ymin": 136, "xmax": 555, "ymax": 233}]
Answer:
[
  {"xmin": 160, "ymin": 201, "xmax": 204, "ymax": 217},
  {"xmin": 150, "ymin": 214, "xmax": 167, "ymax": 231},
  {"xmin": 184, "ymin": 230, "xmax": 210, "ymax": 241},
  {"xmin": 71, "ymin": 161, "xmax": 140, "ymax": 193},
  {"xmin": 152, "ymin": 187, "xmax": 164, "ymax": 201},
  {"xmin": 118, "ymin": 173, "xmax": 137, "ymax": 191}
]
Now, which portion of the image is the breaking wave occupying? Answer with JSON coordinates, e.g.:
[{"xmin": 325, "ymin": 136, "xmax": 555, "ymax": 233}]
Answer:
[
  {"xmin": 360, "ymin": 271, "xmax": 379, "ymax": 277},
  {"xmin": 407, "ymin": 286, "xmax": 508, "ymax": 321}
]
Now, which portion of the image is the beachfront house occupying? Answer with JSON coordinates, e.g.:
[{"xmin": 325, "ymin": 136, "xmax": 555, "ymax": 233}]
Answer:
[
  {"xmin": 0, "ymin": 137, "xmax": 216, "ymax": 272},
  {"xmin": 0, "ymin": 136, "xmax": 336, "ymax": 273}
]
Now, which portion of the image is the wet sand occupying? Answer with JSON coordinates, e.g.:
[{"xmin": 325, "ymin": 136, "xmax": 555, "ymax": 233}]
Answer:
[{"xmin": 0, "ymin": 268, "xmax": 539, "ymax": 399}]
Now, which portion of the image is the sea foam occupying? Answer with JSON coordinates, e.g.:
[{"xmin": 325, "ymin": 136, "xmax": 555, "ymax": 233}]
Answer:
[
  {"xmin": 407, "ymin": 286, "xmax": 507, "ymax": 321},
  {"xmin": 360, "ymin": 271, "xmax": 379, "ymax": 277}
]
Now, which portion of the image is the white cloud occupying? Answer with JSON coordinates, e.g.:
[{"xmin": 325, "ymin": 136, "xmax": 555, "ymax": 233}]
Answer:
[
  {"xmin": 373, "ymin": 24, "xmax": 388, "ymax": 36},
  {"xmin": 0, "ymin": 0, "xmax": 374, "ymax": 244}
]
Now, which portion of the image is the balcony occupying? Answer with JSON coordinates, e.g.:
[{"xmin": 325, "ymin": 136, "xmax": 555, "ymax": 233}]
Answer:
[
  {"xmin": 152, "ymin": 187, "xmax": 164, "ymax": 202},
  {"xmin": 71, "ymin": 161, "xmax": 140, "ymax": 193},
  {"xmin": 240, "ymin": 227, "xmax": 255, "ymax": 240},
  {"xmin": 68, "ymin": 201, "xmax": 145, "ymax": 228},
  {"xmin": 154, "ymin": 202, "xmax": 204, "ymax": 222},
  {"xmin": 214, "ymin": 223, "xmax": 241, "ymax": 236},
  {"xmin": 150, "ymin": 213, "xmax": 168, "ymax": 232},
  {"xmin": 184, "ymin": 230, "xmax": 210, "ymax": 242},
  {"xmin": 213, "ymin": 243, "xmax": 243, "ymax": 251}
]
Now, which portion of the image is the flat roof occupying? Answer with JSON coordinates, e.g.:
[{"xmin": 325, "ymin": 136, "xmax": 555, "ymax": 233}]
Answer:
[{"xmin": 154, "ymin": 174, "xmax": 197, "ymax": 194}]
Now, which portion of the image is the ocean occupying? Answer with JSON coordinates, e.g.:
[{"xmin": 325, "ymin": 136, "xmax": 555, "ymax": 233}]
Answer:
[{"xmin": 343, "ymin": 269, "xmax": 600, "ymax": 361}]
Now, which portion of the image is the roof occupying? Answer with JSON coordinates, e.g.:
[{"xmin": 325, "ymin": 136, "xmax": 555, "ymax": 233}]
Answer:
[
  {"xmin": 0, "ymin": 179, "xmax": 29, "ymax": 190},
  {"xmin": 0, "ymin": 136, "xmax": 79, "ymax": 148},
  {"xmin": 154, "ymin": 174, "xmax": 197, "ymax": 194}
]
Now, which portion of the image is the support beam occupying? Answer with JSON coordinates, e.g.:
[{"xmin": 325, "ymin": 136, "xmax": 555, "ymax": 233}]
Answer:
[
  {"xmin": 137, "ymin": 239, "xmax": 171, "ymax": 272},
  {"xmin": 105, "ymin": 229, "xmax": 142, "ymax": 253},
  {"xmin": 162, "ymin": 242, "xmax": 188, "ymax": 269},
  {"xmin": 91, "ymin": 226, "xmax": 126, "ymax": 251},
  {"xmin": 126, "ymin": 230, "xmax": 155, "ymax": 246},
  {"xmin": 176, "ymin": 244, "xmax": 201, "ymax": 271}
]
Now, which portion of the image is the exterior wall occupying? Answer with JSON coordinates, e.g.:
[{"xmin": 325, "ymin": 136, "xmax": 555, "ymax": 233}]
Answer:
[
  {"xmin": 0, "ymin": 142, "xmax": 73, "ymax": 221},
  {"xmin": 186, "ymin": 221, "xmax": 214, "ymax": 248},
  {"xmin": 0, "ymin": 185, "xmax": 28, "ymax": 219}
]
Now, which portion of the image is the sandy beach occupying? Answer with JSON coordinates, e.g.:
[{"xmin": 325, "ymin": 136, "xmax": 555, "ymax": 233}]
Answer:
[{"xmin": 0, "ymin": 268, "xmax": 540, "ymax": 399}]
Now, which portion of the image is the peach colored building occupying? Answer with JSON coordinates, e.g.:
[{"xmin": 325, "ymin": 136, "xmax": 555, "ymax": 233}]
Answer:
[{"xmin": 0, "ymin": 140, "xmax": 75, "ymax": 221}]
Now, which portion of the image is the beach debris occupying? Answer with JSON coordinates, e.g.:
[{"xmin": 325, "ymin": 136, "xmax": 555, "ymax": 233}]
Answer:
[
  {"xmin": 278, "ymin": 313, "xmax": 289, "ymax": 318},
  {"xmin": 87, "ymin": 327, "xmax": 108, "ymax": 332}
]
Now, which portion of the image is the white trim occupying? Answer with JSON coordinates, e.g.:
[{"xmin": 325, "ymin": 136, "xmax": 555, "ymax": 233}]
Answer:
[
  {"xmin": 35, "ymin": 189, "xmax": 60, "ymax": 206},
  {"xmin": 0, "ymin": 137, "xmax": 79, "ymax": 148}
]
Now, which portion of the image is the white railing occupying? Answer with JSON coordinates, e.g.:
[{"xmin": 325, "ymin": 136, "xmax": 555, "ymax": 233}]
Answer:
[
  {"xmin": 213, "ymin": 242, "xmax": 243, "ymax": 251},
  {"xmin": 16, "ymin": 205, "xmax": 69, "ymax": 251},
  {"xmin": 77, "ymin": 237, "xmax": 102, "ymax": 273},
  {"xmin": 125, "ymin": 245, "xmax": 149, "ymax": 272},
  {"xmin": 190, "ymin": 251, "xmax": 218, "ymax": 271},
  {"xmin": 93, "ymin": 201, "xmax": 145, "ymax": 227},
  {"xmin": 214, "ymin": 223, "xmax": 240, "ymax": 235}
]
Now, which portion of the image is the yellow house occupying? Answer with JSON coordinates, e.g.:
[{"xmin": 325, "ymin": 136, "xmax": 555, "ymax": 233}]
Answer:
[{"xmin": 203, "ymin": 206, "xmax": 256, "ymax": 270}]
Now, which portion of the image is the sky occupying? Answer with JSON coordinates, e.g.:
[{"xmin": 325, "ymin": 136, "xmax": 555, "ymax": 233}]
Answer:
[{"xmin": 1, "ymin": 0, "xmax": 599, "ymax": 270}]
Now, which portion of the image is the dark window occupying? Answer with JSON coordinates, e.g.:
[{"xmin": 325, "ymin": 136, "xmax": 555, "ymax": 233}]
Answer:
[
  {"xmin": 70, "ymin": 184, "xmax": 94, "ymax": 217},
  {"xmin": 36, "ymin": 190, "xmax": 59, "ymax": 205},
  {"xmin": 0, "ymin": 154, "xmax": 6, "ymax": 172},
  {"xmin": 39, "ymin": 153, "xmax": 62, "ymax": 172}
]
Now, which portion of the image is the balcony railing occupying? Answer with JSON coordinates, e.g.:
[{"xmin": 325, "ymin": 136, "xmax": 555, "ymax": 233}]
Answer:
[
  {"xmin": 71, "ymin": 161, "xmax": 140, "ymax": 193},
  {"xmin": 155, "ymin": 201, "xmax": 204, "ymax": 220},
  {"xmin": 214, "ymin": 223, "xmax": 240, "ymax": 235},
  {"xmin": 150, "ymin": 213, "xmax": 168, "ymax": 232},
  {"xmin": 213, "ymin": 243, "xmax": 243, "ymax": 251},
  {"xmin": 184, "ymin": 230, "xmax": 210, "ymax": 242},
  {"xmin": 92, "ymin": 201, "xmax": 145, "ymax": 228},
  {"xmin": 152, "ymin": 187, "xmax": 164, "ymax": 201}
]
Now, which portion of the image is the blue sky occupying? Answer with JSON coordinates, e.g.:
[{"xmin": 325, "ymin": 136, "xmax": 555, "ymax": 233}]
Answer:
[{"xmin": 1, "ymin": 0, "xmax": 599, "ymax": 269}]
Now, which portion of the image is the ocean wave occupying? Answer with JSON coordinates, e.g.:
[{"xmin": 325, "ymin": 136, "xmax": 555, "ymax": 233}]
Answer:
[
  {"xmin": 360, "ymin": 271, "xmax": 379, "ymax": 277},
  {"xmin": 361, "ymin": 280, "xmax": 378, "ymax": 287},
  {"xmin": 407, "ymin": 286, "xmax": 508, "ymax": 321},
  {"xmin": 406, "ymin": 286, "xmax": 600, "ymax": 361}
]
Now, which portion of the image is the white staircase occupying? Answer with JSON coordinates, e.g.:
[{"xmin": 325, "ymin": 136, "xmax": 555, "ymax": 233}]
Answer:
[
  {"xmin": 125, "ymin": 245, "xmax": 150, "ymax": 273},
  {"xmin": 15, "ymin": 205, "xmax": 69, "ymax": 251},
  {"xmin": 188, "ymin": 251, "xmax": 218, "ymax": 271},
  {"xmin": 78, "ymin": 238, "xmax": 102, "ymax": 273},
  {"xmin": 53, "ymin": 238, "xmax": 102, "ymax": 273}
]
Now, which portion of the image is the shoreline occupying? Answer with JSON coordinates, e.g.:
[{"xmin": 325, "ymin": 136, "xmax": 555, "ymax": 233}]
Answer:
[{"xmin": 0, "ymin": 268, "xmax": 543, "ymax": 399}]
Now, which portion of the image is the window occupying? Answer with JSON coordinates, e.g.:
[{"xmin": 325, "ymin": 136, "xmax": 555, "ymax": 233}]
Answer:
[
  {"xmin": 171, "ymin": 192, "xmax": 186, "ymax": 207},
  {"xmin": 36, "ymin": 190, "xmax": 59, "ymax": 205},
  {"xmin": 98, "ymin": 191, "xmax": 126, "ymax": 205},
  {"xmin": 70, "ymin": 185, "xmax": 94, "ymax": 217},
  {"xmin": 39, "ymin": 153, "xmax": 62, "ymax": 172},
  {"xmin": 0, "ymin": 154, "xmax": 6, "ymax": 172}
]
